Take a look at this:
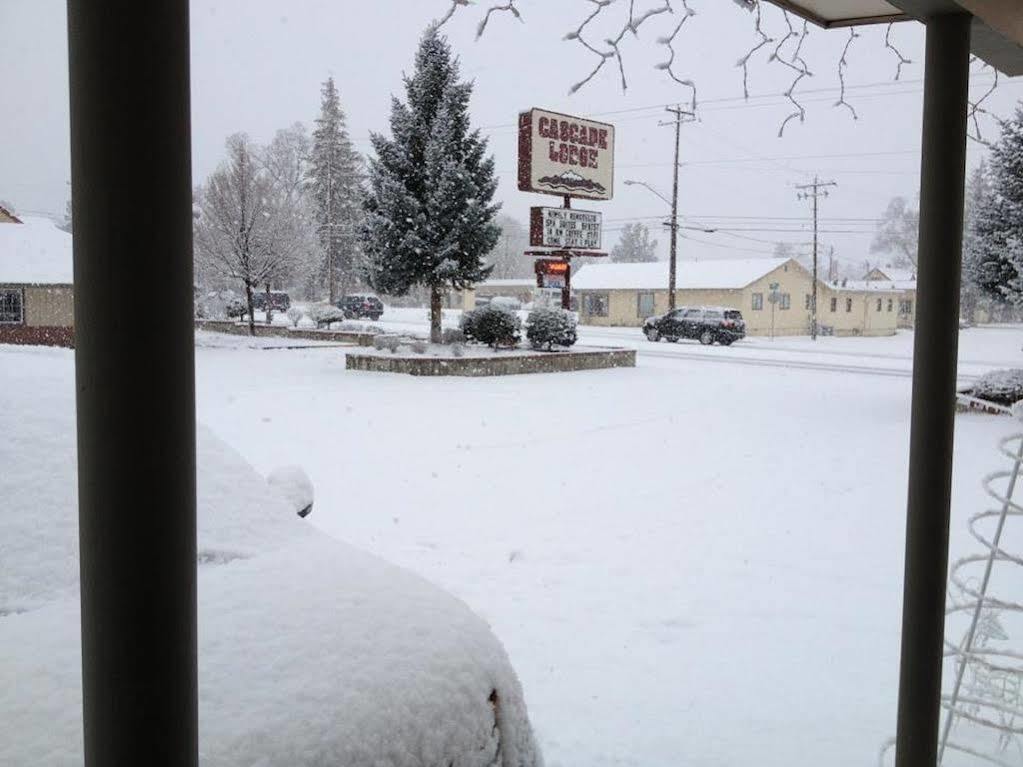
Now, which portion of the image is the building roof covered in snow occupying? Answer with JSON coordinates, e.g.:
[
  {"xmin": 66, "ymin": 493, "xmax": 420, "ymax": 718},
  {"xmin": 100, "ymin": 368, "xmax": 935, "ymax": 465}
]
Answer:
[
  {"xmin": 863, "ymin": 266, "xmax": 916, "ymax": 290},
  {"xmin": 571, "ymin": 258, "xmax": 793, "ymax": 291},
  {"xmin": 827, "ymin": 279, "xmax": 907, "ymax": 294},
  {"xmin": 476, "ymin": 278, "xmax": 536, "ymax": 288},
  {"xmin": 0, "ymin": 216, "xmax": 74, "ymax": 285}
]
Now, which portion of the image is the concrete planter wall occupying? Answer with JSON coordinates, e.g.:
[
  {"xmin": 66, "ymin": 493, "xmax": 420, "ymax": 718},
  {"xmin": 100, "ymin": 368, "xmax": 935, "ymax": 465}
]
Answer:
[
  {"xmin": 346, "ymin": 347, "xmax": 636, "ymax": 377},
  {"xmin": 194, "ymin": 319, "xmax": 375, "ymax": 346},
  {"xmin": 0, "ymin": 325, "xmax": 75, "ymax": 348}
]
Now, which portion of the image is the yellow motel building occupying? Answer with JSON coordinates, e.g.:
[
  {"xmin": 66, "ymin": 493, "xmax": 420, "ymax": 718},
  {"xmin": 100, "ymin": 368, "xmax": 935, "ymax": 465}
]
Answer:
[{"xmin": 571, "ymin": 257, "xmax": 904, "ymax": 337}]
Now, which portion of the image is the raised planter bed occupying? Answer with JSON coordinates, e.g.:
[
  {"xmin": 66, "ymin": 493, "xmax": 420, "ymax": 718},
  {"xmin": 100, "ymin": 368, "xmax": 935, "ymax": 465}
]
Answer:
[
  {"xmin": 194, "ymin": 319, "xmax": 375, "ymax": 346},
  {"xmin": 346, "ymin": 346, "xmax": 636, "ymax": 377}
]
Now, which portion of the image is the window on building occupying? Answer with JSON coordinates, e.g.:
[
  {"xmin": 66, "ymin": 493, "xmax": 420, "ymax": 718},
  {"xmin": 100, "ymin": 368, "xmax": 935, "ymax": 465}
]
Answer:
[
  {"xmin": 0, "ymin": 288, "xmax": 24, "ymax": 324},
  {"xmin": 900, "ymin": 299, "xmax": 913, "ymax": 315},
  {"xmin": 805, "ymin": 294, "xmax": 812, "ymax": 310},
  {"xmin": 830, "ymin": 297, "xmax": 837, "ymax": 313},
  {"xmin": 887, "ymin": 298, "xmax": 893, "ymax": 312},
  {"xmin": 583, "ymin": 292, "xmax": 609, "ymax": 317},
  {"xmin": 751, "ymin": 293, "xmax": 763, "ymax": 311},
  {"xmin": 876, "ymin": 298, "xmax": 882, "ymax": 312},
  {"xmin": 779, "ymin": 293, "xmax": 791, "ymax": 310},
  {"xmin": 636, "ymin": 292, "xmax": 655, "ymax": 318},
  {"xmin": 846, "ymin": 298, "xmax": 853, "ymax": 313}
]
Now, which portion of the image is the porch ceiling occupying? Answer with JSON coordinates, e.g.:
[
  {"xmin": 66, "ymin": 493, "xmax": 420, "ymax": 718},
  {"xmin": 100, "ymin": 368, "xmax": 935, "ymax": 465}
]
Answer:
[{"xmin": 762, "ymin": 0, "xmax": 1023, "ymax": 75}]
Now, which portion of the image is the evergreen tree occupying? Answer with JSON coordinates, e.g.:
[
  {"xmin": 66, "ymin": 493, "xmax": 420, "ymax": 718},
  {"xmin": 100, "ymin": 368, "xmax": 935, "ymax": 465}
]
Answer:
[
  {"xmin": 961, "ymin": 160, "xmax": 996, "ymax": 318},
  {"xmin": 611, "ymin": 222, "xmax": 658, "ymax": 263},
  {"xmin": 363, "ymin": 25, "xmax": 500, "ymax": 343},
  {"xmin": 971, "ymin": 105, "xmax": 1023, "ymax": 309},
  {"xmin": 309, "ymin": 77, "xmax": 364, "ymax": 303}
]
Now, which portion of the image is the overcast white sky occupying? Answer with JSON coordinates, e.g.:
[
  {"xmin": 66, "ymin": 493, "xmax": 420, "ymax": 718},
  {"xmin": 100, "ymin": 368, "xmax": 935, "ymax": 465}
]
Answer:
[{"xmin": 2, "ymin": 0, "xmax": 1021, "ymax": 271}]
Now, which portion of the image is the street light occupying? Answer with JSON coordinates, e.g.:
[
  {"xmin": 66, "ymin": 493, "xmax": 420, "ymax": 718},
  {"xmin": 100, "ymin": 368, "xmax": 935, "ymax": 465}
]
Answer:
[{"xmin": 625, "ymin": 178, "xmax": 717, "ymax": 309}]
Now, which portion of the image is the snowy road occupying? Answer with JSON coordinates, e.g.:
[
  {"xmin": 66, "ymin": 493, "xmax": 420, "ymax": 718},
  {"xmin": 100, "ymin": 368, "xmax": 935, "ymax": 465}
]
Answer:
[{"xmin": 367, "ymin": 309, "xmax": 1019, "ymax": 382}]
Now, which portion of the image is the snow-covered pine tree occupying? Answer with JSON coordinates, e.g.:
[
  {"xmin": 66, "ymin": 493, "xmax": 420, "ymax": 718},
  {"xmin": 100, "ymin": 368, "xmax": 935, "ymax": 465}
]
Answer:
[
  {"xmin": 363, "ymin": 25, "xmax": 500, "ymax": 343},
  {"xmin": 970, "ymin": 106, "xmax": 1023, "ymax": 311},
  {"xmin": 309, "ymin": 77, "xmax": 364, "ymax": 304},
  {"xmin": 962, "ymin": 160, "xmax": 996, "ymax": 319}
]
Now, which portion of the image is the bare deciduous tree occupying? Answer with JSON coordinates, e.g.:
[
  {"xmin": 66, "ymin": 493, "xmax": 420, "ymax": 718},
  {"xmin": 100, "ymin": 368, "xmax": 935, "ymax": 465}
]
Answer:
[{"xmin": 195, "ymin": 133, "xmax": 309, "ymax": 335}]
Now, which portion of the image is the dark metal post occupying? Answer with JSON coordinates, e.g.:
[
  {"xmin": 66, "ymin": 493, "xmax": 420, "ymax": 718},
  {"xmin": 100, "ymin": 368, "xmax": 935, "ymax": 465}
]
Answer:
[
  {"xmin": 666, "ymin": 106, "xmax": 683, "ymax": 311},
  {"xmin": 895, "ymin": 12, "xmax": 971, "ymax": 767},
  {"xmin": 67, "ymin": 2, "xmax": 198, "ymax": 766}
]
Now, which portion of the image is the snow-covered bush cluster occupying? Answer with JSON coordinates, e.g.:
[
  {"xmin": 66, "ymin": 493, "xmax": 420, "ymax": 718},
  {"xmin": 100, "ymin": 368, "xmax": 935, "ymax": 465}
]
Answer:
[
  {"xmin": 307, "ymin": 304, "xmax": 345, "ymax": 328},
  {"xmin": 226, "ymin": 296, "xmax": 247, "ymax": 321},
  {"xmin": 373, "ymin": 334, "xmax": 404, "ymax": 354},
  {"xmin": 461, "ymin": 305, "xmax": 521, "ymax": 349},
  {"xmin": 411, "ymin": 340, "xmax": 428, "ymax": 355},
  {"xmin": 286, "ymin": 307, "xmax": 304, "ymax": 328},
  {"xmin": 525, "ymin": 308, "xmax": 578, "ymax": 351},
  {"xmin": 441, "ymin": 327, "xmax": 466, "ymax": 345},
  {"xmin": 968, "ymin": 368, "xmax": 1023, "ymax": 406}
]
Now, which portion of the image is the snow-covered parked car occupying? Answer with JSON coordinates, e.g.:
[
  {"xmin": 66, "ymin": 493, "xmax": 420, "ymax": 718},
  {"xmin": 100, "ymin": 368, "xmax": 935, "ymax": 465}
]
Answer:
[{"xmin": 0, "ymin": 377, "xmax": 542, "ymax": 766}]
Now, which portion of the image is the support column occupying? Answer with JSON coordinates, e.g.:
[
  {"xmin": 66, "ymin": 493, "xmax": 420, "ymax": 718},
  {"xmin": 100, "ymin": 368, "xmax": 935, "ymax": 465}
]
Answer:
[
  {"xmin": 895, "ymin": 12, "xmax": 972, "ymax": 767},
  {"xmin": 67, "ymin": 2, "xmax": 198, "ymax": 765}
]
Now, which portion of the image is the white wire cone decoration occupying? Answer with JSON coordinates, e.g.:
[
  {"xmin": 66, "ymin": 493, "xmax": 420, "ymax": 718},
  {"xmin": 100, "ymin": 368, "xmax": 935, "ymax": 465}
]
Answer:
[{"xmin": 881, "ymin": 398, "xmax": 1023, "ymax": 767}]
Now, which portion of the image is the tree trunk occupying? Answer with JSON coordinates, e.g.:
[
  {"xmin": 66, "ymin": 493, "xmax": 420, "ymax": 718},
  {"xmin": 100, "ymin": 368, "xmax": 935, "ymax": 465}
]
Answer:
[
  {"xmin": 264, "ymin": 283, "xmax": 273, "ymax": 325},
  {"xmin": 430, "ymin": 285, "xmax": 443, "ymax": 344},
  {"xmin": 244, "ymin": 281, "xmax": 256, "ymax": 336}
]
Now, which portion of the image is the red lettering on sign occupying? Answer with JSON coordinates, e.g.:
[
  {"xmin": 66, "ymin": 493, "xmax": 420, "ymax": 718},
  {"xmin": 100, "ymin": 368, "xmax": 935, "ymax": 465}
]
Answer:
[
  {"xmin": 538, "ymin": 116, "xmax": 549, "ymax": 138},
  {"xmin": 589, "ymin": 149, "xmax": 598, "ymax": 169},
  {"xmin": 568, "ymin": 145, "xmax": 579, "ymax": 166}
]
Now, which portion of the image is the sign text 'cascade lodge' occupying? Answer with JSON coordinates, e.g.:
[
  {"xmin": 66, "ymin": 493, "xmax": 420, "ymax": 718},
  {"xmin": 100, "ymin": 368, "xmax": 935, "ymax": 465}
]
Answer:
[
  {"xmin": 530, "ymin": 207, "xmax": 602, "ymax": 250},
  {"xmin": 518, "ymin": 108, "xmax": 615, "ymax": 202}
]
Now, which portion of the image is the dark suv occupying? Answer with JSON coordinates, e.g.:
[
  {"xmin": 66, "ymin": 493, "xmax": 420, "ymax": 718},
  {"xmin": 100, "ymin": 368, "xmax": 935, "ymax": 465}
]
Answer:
[
  {"xmin": 338, "ymin": 294, "xmax": 384, "ymax": 321},
  {"xmin": 251, "ymin": 291, "xmax": 291, "ymax": 312},
  {"xmin": 643, "ymin": 306, "xmax": 745, "ymax": 346}
]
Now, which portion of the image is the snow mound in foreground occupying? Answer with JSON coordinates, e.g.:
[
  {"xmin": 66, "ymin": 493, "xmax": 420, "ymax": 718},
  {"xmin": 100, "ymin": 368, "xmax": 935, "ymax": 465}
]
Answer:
[{"xmin": 0, "ymin": 355, "xmax": 541, "ymax": 767}]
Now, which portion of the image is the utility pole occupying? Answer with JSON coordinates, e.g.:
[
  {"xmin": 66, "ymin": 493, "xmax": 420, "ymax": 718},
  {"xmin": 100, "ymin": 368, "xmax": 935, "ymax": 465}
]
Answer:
[
  {"xmin": 796, "ymin": 176, "xmax": 836, "ymax": 340},
  {"xmin": 662, "ymin": 105, "xmax": 694, "ymax": 311}
]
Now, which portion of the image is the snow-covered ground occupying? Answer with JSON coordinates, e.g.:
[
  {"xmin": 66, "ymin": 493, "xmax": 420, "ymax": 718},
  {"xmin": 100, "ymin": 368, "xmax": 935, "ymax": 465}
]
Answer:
[
  {"xmin": 187, "ymin": 327, "xmax": 1022, "ymax": 766},
  {"xmin": 4, "ymin": 326, "xmax": 1023, "ymax": 766}
]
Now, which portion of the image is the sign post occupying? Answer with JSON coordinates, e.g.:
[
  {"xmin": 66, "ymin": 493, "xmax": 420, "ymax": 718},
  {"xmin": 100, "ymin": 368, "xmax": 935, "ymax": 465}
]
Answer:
[
  {"xmin": 518, "ymin": 108, "xmax": 615, "ymax": 310},
  {"xmin": 768, "ymin": 282, "xmax": 781, "ymax": 341}
]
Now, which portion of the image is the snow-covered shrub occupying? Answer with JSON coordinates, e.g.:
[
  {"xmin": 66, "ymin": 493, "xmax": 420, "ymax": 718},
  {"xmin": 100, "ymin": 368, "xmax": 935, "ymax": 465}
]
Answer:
[
  {"xmin": 411, "ymin": 340, "xmax": 428, "ymax": 354},
  {"xmin": 286, "ymin": 307, "xmax": 303, "ymax": 328},
  {"xmin": 307, "ymin": 304, "xmax": 346, "ymax": 328},
  {"xmin": 441, "ymin": 327, "xmax": 466, "ymax": 345},
  {"xmin": 226, "ymin": 296, "xmax": 247, "ymax": 321},
  {"xmin": 526, "ymin": 308, "xmax": 578, "ymax": 351},
  {"xmin": 451, "ymin": 343, "xmax": 465, "ymax": 358},
  {"xmin": 460, "ymin": 305, "xmax": 521, "ymax": 349},
  {"xmin": 968, "ymin": 368, "xmax": 1023, "ymax": 406},
  {"xmin": 373, "ymin": 335, "xmax": 389, "ymax": 351}
]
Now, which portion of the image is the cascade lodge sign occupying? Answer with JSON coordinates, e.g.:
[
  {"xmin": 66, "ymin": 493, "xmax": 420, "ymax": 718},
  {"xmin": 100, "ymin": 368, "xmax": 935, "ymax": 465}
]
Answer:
[{"xmin": 518, "ymin": 108, "xmax": 615, "ymax": 201}]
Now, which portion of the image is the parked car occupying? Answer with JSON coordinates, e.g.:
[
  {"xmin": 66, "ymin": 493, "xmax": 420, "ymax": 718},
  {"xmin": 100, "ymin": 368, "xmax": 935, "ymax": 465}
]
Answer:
[
  {"xmin": 338, "ymin": 293, "xmax": 384, "ymax": 320},
  {"xmin": 251, "ymin": 290, "xmax": 292, "ymax": 312},
  {"xmin": 643, "ymin": 306, "xmax": 746, "ymax": 345},
  {"xmin": 1, "ymin": 384, "xmax": 543, "ymax": 767}
]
